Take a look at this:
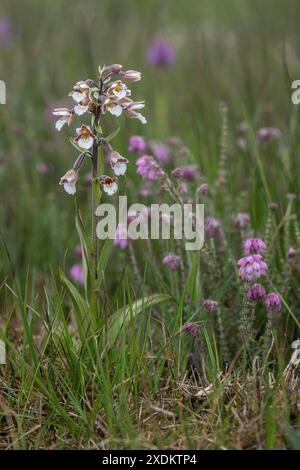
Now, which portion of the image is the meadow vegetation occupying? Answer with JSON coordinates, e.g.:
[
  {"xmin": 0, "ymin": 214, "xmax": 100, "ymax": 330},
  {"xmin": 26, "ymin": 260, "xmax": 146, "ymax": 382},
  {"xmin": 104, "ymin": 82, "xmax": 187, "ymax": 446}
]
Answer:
[{"xmin": 0, "ymin": 0, "xmax": 300, "ymax": 450}]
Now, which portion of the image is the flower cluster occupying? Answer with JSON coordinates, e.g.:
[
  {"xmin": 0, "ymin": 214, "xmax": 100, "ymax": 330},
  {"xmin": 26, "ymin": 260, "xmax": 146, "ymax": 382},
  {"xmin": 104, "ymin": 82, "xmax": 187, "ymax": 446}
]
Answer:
[
  {"xmin": 179, "ymin": 165, "xmax": 198, "ymax": 181},
  {"xmin": 264, "ymin": 292, "xmax": 281, "ymax": 312},
  {"xmin": 237, "ymin": 238, "xmax": 281, "ymax": 313},
  {"xmin": 162, "ymin": 253, "xmax": 180, "ymax": 271},
  {"xmin": 54, "ymin": 64, "xmax": 146, "ymax": 195},
  {"xmin": 237, "ymin": 254, "xmax": 268, "ymax": 281},
  {"xmin": 113, "ymin": 223, "xmax": 128, "ymax": 250},
  {"xmin": 244, "ymin": 238, "xmax": 266, "ymax": 255},
  {"xmin": 204, "ymin": 216, "xmax": 222, "ymax": 239},
  {"xmin": 203, "ymin": 299, "xmax": 218, "ymax": 313},
  {"xmin": 136, "ymin": 155, "xmax": 163, "ymax": 181},
  {"xmin": 70, "ymin": 263, "xmax": 85, "ymax": 284},
  {"xmin": 257, "ymin": 127, "xmax": 281, "ymax": 143},
  {"xmin": 128, "ymin": 135, "xmax": 201, "ymax": 196},
  {"xmin": 182, "ymin": 322, "xmax": 199, "ymax": 337},
  {"xmin": 149, "ymin": 141, "xmax": 171, "ymax": 164},
  {"xmin": 233, "ymin": 212, "xmax": 250, "ymax": 229},
  {"xmin": 147, "ymin": 38, "xmax": 176, "ymax": 68},
  {"xmin": 238, "ymin": 238, "xmax": 268, "ymax": 281},
  {"xmin": 113, "ymin": 208, "xmax": 149, "ymax": 250},
  {"xmin": 129, "ymin": 135, "xmax": 172, "ymax": 168},
  {"xmin": 128, "ymin": 135, "xmax": 147, "ymax": 153},
  {"xmin": 245, "ymin": 284, "xmax": 266, "ymax": 302}
]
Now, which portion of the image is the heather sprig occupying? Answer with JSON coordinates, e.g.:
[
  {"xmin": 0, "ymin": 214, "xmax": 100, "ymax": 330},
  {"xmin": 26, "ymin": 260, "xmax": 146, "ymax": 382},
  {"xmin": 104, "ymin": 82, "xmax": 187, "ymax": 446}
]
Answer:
[{"xmin": 237, "ymin": 237, "xmax": 282, "ymax": 359}]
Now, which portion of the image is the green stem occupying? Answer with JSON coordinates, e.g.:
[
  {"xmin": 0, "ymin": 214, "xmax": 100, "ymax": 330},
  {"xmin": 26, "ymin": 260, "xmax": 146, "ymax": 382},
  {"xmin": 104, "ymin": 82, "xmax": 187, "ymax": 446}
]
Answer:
[{"xmin": 90, "ymin": 143, "xmax": 103, "ymax": 324}]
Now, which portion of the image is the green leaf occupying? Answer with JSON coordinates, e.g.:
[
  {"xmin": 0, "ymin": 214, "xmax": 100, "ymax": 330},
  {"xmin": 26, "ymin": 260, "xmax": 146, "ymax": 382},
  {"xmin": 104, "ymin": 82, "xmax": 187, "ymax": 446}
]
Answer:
[
  {"xmin": 69, "ymin": 137, "xmax": 84, "ymax": 153},
  {"xmin": 103, "ymin": 127, "xmax": 120, "ymax": 142},
  {"xmin": 186, "ymin": 251, "xmax": 200, "ymax": 305},
  {"xmin": 75, "ymin": 216, "xmax": 90, "ymax": 297},
  {"xmin": 95, "ymin": 122, "xmax": 103, "ymax": 134},
  {"xmin": 102, "ymin": 293, "xmax": 170, "ymax": 355},
  {"xmin": 97, "ymin": 238, "xmax": 113, "ymax": 289},
  {"xmin": 58, "ymin": 269, "xmax": 93, "ymax": 338},
  {"xmin": 98, "ymin": 64, "xmax": 105, "ymax": 76}
]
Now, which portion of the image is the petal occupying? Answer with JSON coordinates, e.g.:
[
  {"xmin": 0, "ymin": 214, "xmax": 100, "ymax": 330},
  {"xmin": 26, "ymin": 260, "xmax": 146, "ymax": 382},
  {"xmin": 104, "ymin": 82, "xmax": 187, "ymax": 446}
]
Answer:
[
  {"xmin": 64, "ymin": 182, "xmax": 76, "ymax": 195},
  {"xmin": 55, "ymin": 117, "xmax": 66, "ymax": 131},
  {"xmin": 136, "ymin": 113, "xmax": 147, "ymax": 124},
  {"xmin": 131, "ymin": 102, "xmax": 145, "ymax": 110},
  {"xmin": 71, "ymin": 91, "xmax": 85, "ymax": 103},
  {"xmin": 108, "ymin": 104, "xmax": 123, "ymax": 116},
  {"xmin": 53, "ymin": 109, "xmax": 69, "ymax": 116},
  {"xmin": 74, "ymin": 104, "xmax": 89, "ymax": 115},
  {"xmin": 113, "ymin": 89, "xmax": 127, "ymax": 100},
  {"xmin": 104, "ymin": 182, "xmax": 118, "ymax": 195},
  {"xmin": 113, "ymin": 162, "xmax": 127, "ymax": 176},
  {"xmin": 78, "ymin": 137, "xmax": 93, "ymax": 149}
]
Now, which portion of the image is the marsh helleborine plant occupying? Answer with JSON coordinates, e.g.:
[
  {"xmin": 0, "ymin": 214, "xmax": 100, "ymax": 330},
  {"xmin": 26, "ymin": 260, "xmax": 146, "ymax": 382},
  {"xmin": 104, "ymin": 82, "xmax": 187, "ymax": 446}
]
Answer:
[{"xmin": 53, "ymin": 64, "xmax": 146, "ymax": 317}]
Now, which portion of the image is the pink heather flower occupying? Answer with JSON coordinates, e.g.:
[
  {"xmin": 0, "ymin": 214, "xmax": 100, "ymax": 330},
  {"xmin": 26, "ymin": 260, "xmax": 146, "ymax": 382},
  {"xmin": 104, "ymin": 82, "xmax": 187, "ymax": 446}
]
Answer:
[
  {"xmin": 139, "ymin": 186, "xmax": 153, "ymax": 197},
  {"xmin": 0, "ymin": 16, "xmax": 13, "ymax": 44},
  {"xmin": 246, "ymin": 284, "xmax": 266, "ymax": 303},
  {"xmin": 177, "ymin": 182, "xmax": 188, "ymax": 194},
  {"xmin": 171, "ymin": 168, "xmax": 182, "ymax": 179},
  {"xmin": 74, "ymin": 245, "xmax": 82, "ymax": 257},
  {"xmin": 288, "ymin": 247, "xmax": 297, "ymax": 260},
  {"xmin": 36, "ymin": 161, "xmax": 52, "ymax": 174},
  {"xmin": 264, "ymin": 292, "xmax": 281, "ymax": 312},
  {"xmin": 244, "ymin": 238, "xmax": 267, "ymax": 255},
  {"xmin": 113, "ymin": 223, "xmax": 128, "ymax": 249},
  {"xmin": 233, "ymin": 213, "xmax": 250, "ymax": 229},
  {"xmin": 70, "ymin": 264, "xmax": 85, "ymax": 284},
  {"xmin": 182, "ymin": 322, "xmax": 199, "ymax": 337},
  {"xmin": 147, "ymin": 38, "xmax": 176, "ymax": 68},
  {"xmin": 128, "ymin": 135, "xmax": 147, "ymax": 153},
  {"xmin": 136, "ymin": 155, "xmax": 163, "ymax": 181},
  {"xmin": 203, "ymin": 299, "xmax": 218, "ymax": 313},
  {"xmin": 237, "ymin": 254, "xmax": 268, "ymax": 281},
  {"xmin": 180, "ymin": 165, "xmax": 197, "ymax": 181},
  {"xmin": 84, "ymin": 172, "xmax": 93, "ymax": 185},
  {"xmin": 198, "ymin": 183, "xmax": 209, "ymax": 195},
  {"xmin": 204, "ymin": 216, "xmax": 221, "ymax": 239},
  {"xmin": 165, "ymin": 136, "xmax": 182, "ymax": 146},
  {"xmin": 257, "ymin": 127, "xmax": 281, "ymax": 143},
  {"xmin": 128, "ymin": 206, "xmax": 149, "ymax": 224},
  {"xmin": 150, "ymin": 142, "xmax": 170, "ymax": 164},
  {"xmin": 162, "ymin": 253, "xmax": 180, "ymax": 271}
]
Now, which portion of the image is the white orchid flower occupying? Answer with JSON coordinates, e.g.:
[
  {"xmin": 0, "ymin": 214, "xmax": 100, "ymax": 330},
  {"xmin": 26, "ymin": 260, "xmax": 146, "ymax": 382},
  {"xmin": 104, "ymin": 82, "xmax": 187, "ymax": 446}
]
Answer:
[
  {"xmin": 53, "ymin": 108, "xmax": 73, "ymax": 131},
  {"xmin": 99, "ymin": 175, "xmax": 118, "ymax": 195},
  {"xmin": 109, "ymin": 151, "xmax": 129, "ymax": 176},
  {"xmin": 74, "ymin": 125, "xmax": 95, "ymax": 150},
  {"xmin": 59, "ymin": 169, "xmax": 78, "ymax": 195}
]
